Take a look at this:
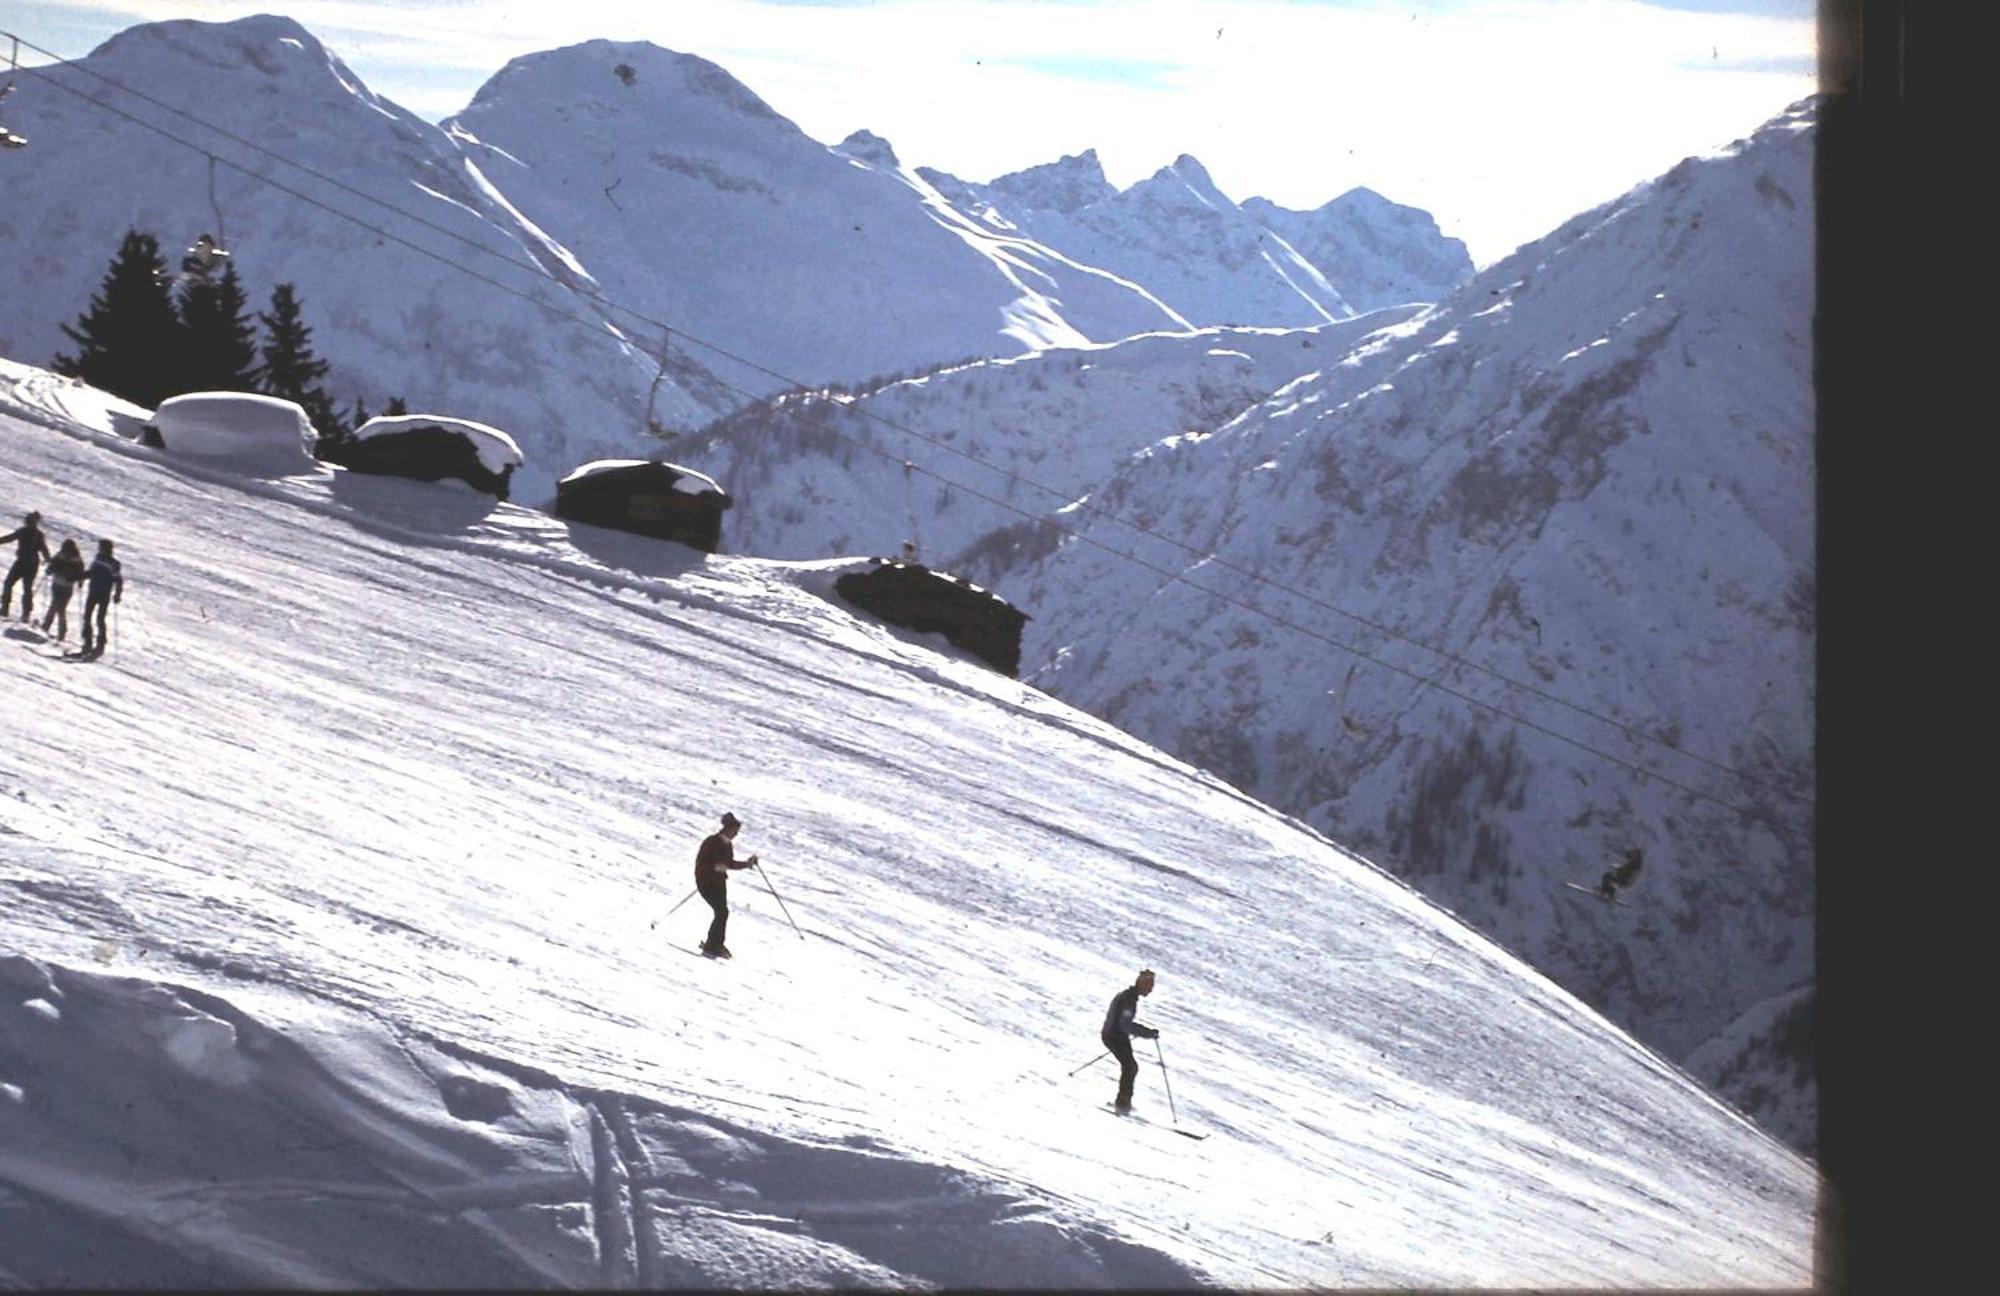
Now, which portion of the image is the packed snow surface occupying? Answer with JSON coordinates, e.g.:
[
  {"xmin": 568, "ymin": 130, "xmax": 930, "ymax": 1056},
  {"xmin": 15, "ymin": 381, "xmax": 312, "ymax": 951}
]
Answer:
[
  {"xmin": 149, "ymin": 391, "xmax": 316, "ymax": 475},
  {"xmin": 353, "ymin": 414, "xmax": 524, "ymax": 474},
  {"xmin": 0, "ymin": 363, "xmax": 1816, "ymax": 1288}
]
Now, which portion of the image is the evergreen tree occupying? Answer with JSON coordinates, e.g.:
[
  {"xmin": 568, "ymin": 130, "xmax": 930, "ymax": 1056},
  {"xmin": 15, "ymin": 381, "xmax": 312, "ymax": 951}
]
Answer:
[
  {"xmin": 175, "ymin": 262, "xmax": 261, "ymax": 397},
  {"xmin": 257, "ymin": 282, "xmax": 341, "ymax": 435},
  {"xmin": 53, "ymin": 230, "xmax": 185, "ymax": 408},
  {"xmin": 385, "ymin": 396, "xmax": 408, "ymax": 416}
]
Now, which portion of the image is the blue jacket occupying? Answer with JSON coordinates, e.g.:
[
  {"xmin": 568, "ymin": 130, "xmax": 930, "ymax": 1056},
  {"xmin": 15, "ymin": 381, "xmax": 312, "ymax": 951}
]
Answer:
[{"xmin": 85, "ymin": 554, "xmax": 122, "ymax": 600}]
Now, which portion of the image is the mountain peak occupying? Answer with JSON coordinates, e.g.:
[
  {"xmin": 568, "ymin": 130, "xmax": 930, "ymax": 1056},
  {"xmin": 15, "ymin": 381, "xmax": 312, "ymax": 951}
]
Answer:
[
  {"xmin": 987, "ymin": 150, "xmax": 1114, "ymax": 213},
  {"xmin": 1129, "ymin": 153, "xmax": 1232, "ymax": 213},
  {"xmin": 90, "ymin": 12, "xmax": 320, "ymax": 58},
  {"xmin": 834, "ymin": 129, "xmax": 901, "ymax": 170},
  {"xmin": 464, "ymin": 39, "xmax": 785, "ymax": 127}
]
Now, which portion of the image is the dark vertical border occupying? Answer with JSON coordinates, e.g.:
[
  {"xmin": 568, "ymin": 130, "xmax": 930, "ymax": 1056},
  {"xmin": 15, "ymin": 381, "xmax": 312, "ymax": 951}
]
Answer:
[{"xmin": 1815, "ymin": 0, "xmax": 1906, "ymax": 1290}]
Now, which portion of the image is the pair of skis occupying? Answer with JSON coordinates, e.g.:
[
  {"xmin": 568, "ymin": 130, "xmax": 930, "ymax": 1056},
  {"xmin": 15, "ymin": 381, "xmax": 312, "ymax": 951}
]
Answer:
[
  {"xmin": 1102, "ymin": 1103, "xmax": 1208, "ymax": 1140},
  {"xmin": 1081, "ymin": 1041, "xmax": 1209, "ymax": 1140},
  {"xmin": 1562, "ymin": 881, "xmax": 1632, "ymax": 907}
]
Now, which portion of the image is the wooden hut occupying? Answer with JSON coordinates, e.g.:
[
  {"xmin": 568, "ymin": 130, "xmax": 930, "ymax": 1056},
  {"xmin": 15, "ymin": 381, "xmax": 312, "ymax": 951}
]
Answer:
[
  {"xmin": 331, "ymin": 415, "xmax": 523, "ymax": 499},
  {"xmin": 554, "ymin": 459, "xmax": 732, "ymax": 552},
  {"xmin": 834, "ymin": 558, "xmax": 1029, "ymax": 676}
]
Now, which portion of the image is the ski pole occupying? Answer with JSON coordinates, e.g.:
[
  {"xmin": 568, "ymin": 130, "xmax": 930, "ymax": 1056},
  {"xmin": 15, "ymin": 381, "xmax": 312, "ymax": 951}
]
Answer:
[
  {"xmin": 652, "ymin": 887, "xmax": 699, "ymax": 929},
  {"xmin": 1155, "ymin": 1037, "xmax": 1181, "ymax": 1125},
  {"xmin": 1068, "ymin": 1050, "xmax": 1109, "ymax": 1077},
  {"xmin": 755, "ymin": 861, "xmax": 805, "ymax": 940}
]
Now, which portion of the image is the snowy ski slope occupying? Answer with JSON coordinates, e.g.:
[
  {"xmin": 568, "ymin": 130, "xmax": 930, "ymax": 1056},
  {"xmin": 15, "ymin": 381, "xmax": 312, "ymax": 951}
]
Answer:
[{"xmin": 0, "ymin": 363, "xmax": 1816, "ymax": 1287}]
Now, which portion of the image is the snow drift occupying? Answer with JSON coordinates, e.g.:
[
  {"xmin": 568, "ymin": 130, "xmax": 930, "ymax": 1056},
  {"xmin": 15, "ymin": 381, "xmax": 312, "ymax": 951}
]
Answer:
[{"xmin": 150, "ymin": 391, "xmax": 316, "ymax": 475}]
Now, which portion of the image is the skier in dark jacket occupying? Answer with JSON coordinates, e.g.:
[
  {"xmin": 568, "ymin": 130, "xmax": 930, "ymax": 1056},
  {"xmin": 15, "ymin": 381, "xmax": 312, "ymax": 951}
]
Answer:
[
  {"xmin": 1101, "ymin": 969, "xmax": 1159, "ymax": 1113},
  {"xmin": 38, "ymin": 539, "xmax": 87, "ymax": 640},
  {"xmin": 79, "ymin": 539, "xmax": 122, "ymax": 657},
  {"xmin": 2, "ymin": 511, "xmax": 52, "ymax": 621},
  {"xmin": 694, "ymin": 812, "xmax": 758, "ymax": 958},
  {"xmin": 1597, "ymin": 846, "xmax": 1643, "ymax": 900}
]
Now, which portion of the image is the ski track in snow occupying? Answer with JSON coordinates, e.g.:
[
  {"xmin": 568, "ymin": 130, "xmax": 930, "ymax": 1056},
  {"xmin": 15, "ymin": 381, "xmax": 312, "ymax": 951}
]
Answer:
[{"xmin": 0, "ymin": 385, "xmax": 1817, "ymax": 1288}]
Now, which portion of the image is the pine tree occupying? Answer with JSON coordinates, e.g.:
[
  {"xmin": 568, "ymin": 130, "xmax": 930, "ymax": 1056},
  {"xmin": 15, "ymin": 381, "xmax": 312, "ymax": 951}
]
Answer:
[
  {"xmin": 385, "ymin": 396, "xmax": 408, "ymax": 416},
  {"xmin": 175, "ymin": 262, "xmax": 261, "ymax": 397},
  {"xmin": 53, "ymin": 230, "xmax": 185, "ymax": 408},
  {"xmin": 257, "ymin": 282, "xmax": 341, "ymax": 436}
]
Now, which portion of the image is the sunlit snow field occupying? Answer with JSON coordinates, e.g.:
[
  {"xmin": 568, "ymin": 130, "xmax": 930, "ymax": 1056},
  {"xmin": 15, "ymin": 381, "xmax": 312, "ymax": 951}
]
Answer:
[{"xmin": 0, "ymin": 365, "xmax": 1815, "ymax": 1288}]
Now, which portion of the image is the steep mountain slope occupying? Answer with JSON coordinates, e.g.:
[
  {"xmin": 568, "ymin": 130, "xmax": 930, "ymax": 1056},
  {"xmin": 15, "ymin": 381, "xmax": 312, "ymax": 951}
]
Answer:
[
  {"xmin": 1243, "ymin": 187, "xmax": 1475, "ymax": 312},
  {"xmin": 921, "ymin": 152, "xmax": 1360, "ymax": 328},
  {"xmin": 0, "ymin": 15, "xmax": 707, "ymax": 501},
  {"xmin": 682, "ymin": 314, "xmax": 1419, "ymax": 566},
  {"xmin": 980, "ymin": 100, "xmax": 1819, "ymax": 1149},
  {"xmin": 0, "ymin": 364, "xmax": 1815, "ymax": 1286}
]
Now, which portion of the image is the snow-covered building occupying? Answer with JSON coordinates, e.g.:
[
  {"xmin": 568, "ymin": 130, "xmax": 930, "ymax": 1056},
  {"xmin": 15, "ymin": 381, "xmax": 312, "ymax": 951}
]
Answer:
[
  {"xmin": 834, "ymin": 558, "xmax": 1029, "ymax": 676},
  {"xmin": 145, "ymin": 391, "xmax": 316, "ymax": 476},
  {"xmin": 333, "ymin": 415, "xmax": 524, "ymax": 499},
  {"xmin": 553, "ymin": 459, "xmax": 731, "ymax": 552}
]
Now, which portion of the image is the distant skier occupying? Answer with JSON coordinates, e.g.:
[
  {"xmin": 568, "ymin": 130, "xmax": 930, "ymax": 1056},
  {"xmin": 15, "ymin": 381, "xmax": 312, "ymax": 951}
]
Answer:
[
  {"xmin": 1101, "ymin": 969, "xmax": 1160, "ymax": 1113},
  {"xmin": 77, "ymin": 539, "xmax": 122, "ymax": 657},
  {"xmin": 1597, "ymin": 846, "xmax": 1643, "ymax": 901},
  {"xmin": 1, "ymin": 510, "xmax": 52, "ymax": 621},
  {"xmin": 38, "ymin": 539, "xmax": 86, "ymax": 641},
  {"xmin": 694, "ymin": 812, "xmax": 758, "ymax": 958}
]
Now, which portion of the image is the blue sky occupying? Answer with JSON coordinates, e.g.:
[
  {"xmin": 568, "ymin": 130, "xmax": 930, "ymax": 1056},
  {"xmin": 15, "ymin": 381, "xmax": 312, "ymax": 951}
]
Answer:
[{"xmin": 7, "ymin": 1, "xmax": 1818, "ymax": 264}]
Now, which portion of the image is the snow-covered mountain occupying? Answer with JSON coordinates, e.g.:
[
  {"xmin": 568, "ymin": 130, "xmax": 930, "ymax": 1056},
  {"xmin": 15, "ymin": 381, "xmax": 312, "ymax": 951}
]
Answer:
[
  {"xmin": 1, "ymin": 14, "xmax": 1471, "ymax": 504},
  {"xmin": 682, "ymin": 313, "xmax": 1420, "ymax": 565},
  {"xmin": 0, "ymin": 362, "xmax": 1815, "ymax": 1286},
  {"xmin": 701, "ymin": 102, "xmax": 1819, "ymax": 1153},
  {"xmin": 0, "ymin": 16, "xmax": 708, "ymax": 503},
  {"xmin": 1243, "ymin": 187, "xmax": 1476, "ymax": 314},
  {"xmin": 920, "ymin": 151, "xmax": 1472, "ymax": 324},
  {"xmin": 440, "ymin": 41, "xmax": 1186, "ymax": 398}
]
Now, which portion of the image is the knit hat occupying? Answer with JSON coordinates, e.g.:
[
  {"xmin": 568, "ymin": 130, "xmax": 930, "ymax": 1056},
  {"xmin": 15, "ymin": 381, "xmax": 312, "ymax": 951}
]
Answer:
[{"xmin": 721, "ymin": 812, "xmax": 741, "ymax": 830}]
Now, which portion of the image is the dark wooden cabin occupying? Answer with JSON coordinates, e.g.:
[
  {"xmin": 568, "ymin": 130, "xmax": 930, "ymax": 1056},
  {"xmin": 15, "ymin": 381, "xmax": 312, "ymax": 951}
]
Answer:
[
  {"xmin": 553, "ymin": 459, "xmax": 732, "ymax": 552},
  {"xmin": 331, "ymin": 415, "xmax": 523, "ymax": 499},
  {"xmin": 834, "ymin": 559, "xmax": 1030, "ymax": 676}
]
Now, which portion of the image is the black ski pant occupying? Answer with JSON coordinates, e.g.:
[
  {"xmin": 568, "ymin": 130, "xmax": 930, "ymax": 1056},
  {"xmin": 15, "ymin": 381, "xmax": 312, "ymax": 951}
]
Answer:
[
  {"xmin": 81, "ymin": 593, "xmax": 111, "ymax": 653},
  {"xmin": 40, "ymin": 583, "xmax": 76, "ymax": 638},
  {"xmin": 2, "ymin": 558, "xmax": 37, "ymax": 619},
  {"xmin": 1103, "ymin": 1031, "xmax": 1140, "ymax": 1107},
  {"xmin": 698, "ymin": 873, "xmax": 730, "ymax": 952}
]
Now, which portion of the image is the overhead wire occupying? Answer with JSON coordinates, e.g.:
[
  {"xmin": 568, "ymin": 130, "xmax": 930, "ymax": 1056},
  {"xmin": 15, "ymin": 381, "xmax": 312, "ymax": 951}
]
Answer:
[{"xmin": 1, "ymin": 26, "xmax": 1806, "ymax": 820}]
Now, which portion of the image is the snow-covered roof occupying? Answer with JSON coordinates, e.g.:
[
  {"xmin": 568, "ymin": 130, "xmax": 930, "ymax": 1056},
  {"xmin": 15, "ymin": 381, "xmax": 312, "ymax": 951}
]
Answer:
[
  {"xmin": 152, "ymin": 392, "xmax": 316, "ymax": 474},
  {"xmin": 556, "ymin": 459, "xmax": 725, "ymax": 495},
  {"xmin": 353, "ymin": 414, "xmax": 524, "ymax": 474}
]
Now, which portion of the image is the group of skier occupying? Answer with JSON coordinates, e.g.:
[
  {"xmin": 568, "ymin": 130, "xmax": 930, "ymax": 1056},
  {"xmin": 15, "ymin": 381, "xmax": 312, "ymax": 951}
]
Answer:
[
  {"xmin": 2, "ymin": 510, "xmax": 124, "ymax": 656},
  {"xmin": 683, "ymin": 809, "xmax": 1166, "ymax": 1115},
  {"xmin": 682, "ymin": 811, "xmax": 1650, "ymax": 1117}
]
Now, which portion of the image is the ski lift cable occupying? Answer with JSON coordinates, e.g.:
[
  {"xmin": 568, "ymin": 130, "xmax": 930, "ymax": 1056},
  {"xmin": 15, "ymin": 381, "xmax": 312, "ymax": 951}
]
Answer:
[
  {"xmin": 7, "ymin": 27, "xmax": 1801, "ymax": 815},
  {"xmin": 13, "ymin": 53, "xmax": 641, "ymax": 340},
  {"xmin": 0, "ymin": 28, "xmax": 1806, "ymax": 807},
  {"xmin": 0, "ymin": 29, "xmax": 551, "ymax": 282}
]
